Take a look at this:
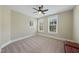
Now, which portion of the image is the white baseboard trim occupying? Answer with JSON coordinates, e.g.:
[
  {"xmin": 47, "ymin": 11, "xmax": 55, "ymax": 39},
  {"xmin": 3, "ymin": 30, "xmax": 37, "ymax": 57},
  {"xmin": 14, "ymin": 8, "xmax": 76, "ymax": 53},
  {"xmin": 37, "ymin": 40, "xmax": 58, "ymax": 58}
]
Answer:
[
  {"xmin": 38, "ymin": 33, "xmax": 75, "ymax": 43},
  {"xmin": 0, "ymin": 34, "xmax": 36, "ymax": 52}
]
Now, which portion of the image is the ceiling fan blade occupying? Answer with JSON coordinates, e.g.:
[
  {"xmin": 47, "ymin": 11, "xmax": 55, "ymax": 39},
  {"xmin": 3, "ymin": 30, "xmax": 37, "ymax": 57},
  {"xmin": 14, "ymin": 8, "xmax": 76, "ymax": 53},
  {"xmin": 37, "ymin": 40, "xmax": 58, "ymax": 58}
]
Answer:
[
  {"xmin": 42, "ymin": 12, "xmax": 45, "ymax": 14},
  {"xmin": 33, "ymin": 8, "xmax": 38, "ymax": 11},
  {"xmin": 33, "ymin": 12, "xmax": 37, "ymax": 13},
  {"xmin": 40, "ymin": 5, "xmax": 43, "ymax": 9},
  {"xmin": 39, "ymin": 5, "xmax": 43, "ymax": 10},
  {"xmin": 42, "ymin": 9, "xmax": 48, "ymax": 12}
]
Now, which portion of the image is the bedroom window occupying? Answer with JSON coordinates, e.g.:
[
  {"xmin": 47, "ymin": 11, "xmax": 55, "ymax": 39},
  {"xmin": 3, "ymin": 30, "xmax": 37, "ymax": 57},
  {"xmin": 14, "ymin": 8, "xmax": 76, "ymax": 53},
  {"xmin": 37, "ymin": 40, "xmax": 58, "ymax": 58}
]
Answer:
[
  {"xmin": 29, "ymin": 20, "xmax": 33, "ymax": 27},
  {"xmin": 38, "ymin": 19, "xmax": 44, "ymax": 32},
  {"xmin": 48, "ymin": 15, "xmax": 58, "ymax": 34}
]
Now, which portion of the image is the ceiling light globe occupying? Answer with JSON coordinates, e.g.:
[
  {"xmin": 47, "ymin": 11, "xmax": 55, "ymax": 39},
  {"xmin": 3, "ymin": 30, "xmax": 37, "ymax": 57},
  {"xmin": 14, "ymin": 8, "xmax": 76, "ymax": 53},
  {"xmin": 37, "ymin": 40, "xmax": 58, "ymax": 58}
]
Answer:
[{"xmin": 38, "ymin": 11, "xmax": 41, "ymax": 14}]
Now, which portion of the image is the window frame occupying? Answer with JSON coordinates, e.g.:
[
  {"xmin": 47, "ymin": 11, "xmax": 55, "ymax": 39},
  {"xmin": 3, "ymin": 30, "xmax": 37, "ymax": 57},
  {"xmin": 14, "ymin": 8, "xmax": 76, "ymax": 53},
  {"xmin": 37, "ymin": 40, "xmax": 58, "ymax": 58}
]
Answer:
[{"xmin": 48, "ymin": 15, "xmax": 58, "ymax": 34}]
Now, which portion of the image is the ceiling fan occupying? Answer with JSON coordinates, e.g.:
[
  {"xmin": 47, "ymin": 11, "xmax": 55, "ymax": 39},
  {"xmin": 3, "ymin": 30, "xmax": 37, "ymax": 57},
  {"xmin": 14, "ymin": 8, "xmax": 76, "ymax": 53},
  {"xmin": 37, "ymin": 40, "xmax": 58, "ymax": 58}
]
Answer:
[{"xmin": 33, "ymin": 5, "xmax": 48, "ymax": 14}]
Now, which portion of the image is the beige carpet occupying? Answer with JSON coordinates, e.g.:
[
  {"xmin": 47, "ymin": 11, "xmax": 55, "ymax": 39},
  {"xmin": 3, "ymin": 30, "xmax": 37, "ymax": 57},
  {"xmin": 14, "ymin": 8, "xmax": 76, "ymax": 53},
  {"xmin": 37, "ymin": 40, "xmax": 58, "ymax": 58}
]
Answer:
[{"xmin": 1, "ymin": 35, "xmax": 64, "ymax": 53}]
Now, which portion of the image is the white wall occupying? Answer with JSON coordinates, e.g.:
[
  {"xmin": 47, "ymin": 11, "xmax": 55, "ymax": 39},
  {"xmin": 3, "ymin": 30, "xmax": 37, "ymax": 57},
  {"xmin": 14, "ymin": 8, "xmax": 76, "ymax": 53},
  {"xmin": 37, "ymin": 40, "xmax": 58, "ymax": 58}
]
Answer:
[
  {"xmin": 0, "ymin": 6, "xmax": 11, "ymax": 46},
  {"xmin": 73, "ymin": 6, "xmax": 79, "ymax": 43},
  {"xmin": 38, "ymin": 10, "xmax": 73, "ymax": 40},
  {"xmin": 11, "ymin": 10, "xmax": 37, "ymax": 40},
  {"xmin": 0, "ymin": 6, "xmax": 2, "ymax": 47}
]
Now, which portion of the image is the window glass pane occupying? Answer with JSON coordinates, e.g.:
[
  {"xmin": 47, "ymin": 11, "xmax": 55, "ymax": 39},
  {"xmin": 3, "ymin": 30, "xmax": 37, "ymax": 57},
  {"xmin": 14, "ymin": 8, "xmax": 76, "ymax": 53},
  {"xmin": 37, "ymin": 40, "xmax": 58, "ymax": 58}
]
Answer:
[
  {"xmin": 50, "ymin": 21, "xmax": 53, "ymax": 24},
  {"xmin": 54, "ymin": 21, "xmax": 56, "ymax": 24},
  {"xmin": 49, "ymin": 25, "xmax": 56, "ymax": 32},
  {"xmin": 40, "ymin": 26, "xmax": 43, "ymax": 30},
  {"xmin": 39, "ymin": 22, "xmax": 43, "ymax": 30},
  {"xmin": 29, "ymin": 21, "xmax": 33, "ymax": 26},
  {"xmin": 38, "ymin": 19, "xmax": 44, "ymax": 32}
]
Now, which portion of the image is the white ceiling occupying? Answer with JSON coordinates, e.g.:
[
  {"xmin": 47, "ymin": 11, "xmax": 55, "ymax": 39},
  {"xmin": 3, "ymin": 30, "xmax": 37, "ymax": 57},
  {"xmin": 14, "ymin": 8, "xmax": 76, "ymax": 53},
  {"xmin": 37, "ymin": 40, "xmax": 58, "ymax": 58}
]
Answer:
[{"xmin": 6, "ymin": 5, "xmax": 74, "ymax": 18}]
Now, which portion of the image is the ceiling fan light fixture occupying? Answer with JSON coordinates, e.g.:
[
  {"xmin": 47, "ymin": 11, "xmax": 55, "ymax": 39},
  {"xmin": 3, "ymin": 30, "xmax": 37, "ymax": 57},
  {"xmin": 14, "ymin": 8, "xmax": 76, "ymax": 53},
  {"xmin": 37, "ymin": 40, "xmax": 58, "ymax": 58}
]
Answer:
[
  {"xmin": 38, "ymin": 11, "xmax": 42, "ymax": 14},
  {"xmin": 33, "ymin": 5, "xmax": 48, "ymax": 15}
]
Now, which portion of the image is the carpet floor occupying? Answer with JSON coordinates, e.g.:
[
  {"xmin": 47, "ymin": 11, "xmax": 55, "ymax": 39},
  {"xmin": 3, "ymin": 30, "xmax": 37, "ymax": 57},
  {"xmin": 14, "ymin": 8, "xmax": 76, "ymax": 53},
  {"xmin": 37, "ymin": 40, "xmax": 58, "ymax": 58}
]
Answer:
[{"xmin": 1, "ymin": 35, "xmax": 64, "ymax": 53}]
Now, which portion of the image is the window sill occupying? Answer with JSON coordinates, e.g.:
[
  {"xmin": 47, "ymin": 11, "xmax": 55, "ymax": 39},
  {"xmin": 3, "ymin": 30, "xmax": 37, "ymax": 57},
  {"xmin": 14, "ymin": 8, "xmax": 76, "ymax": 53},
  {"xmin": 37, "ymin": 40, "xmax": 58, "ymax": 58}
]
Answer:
[{"xmin": 48, "ymin": 31, "xmax": 58, "ymax": 34}]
